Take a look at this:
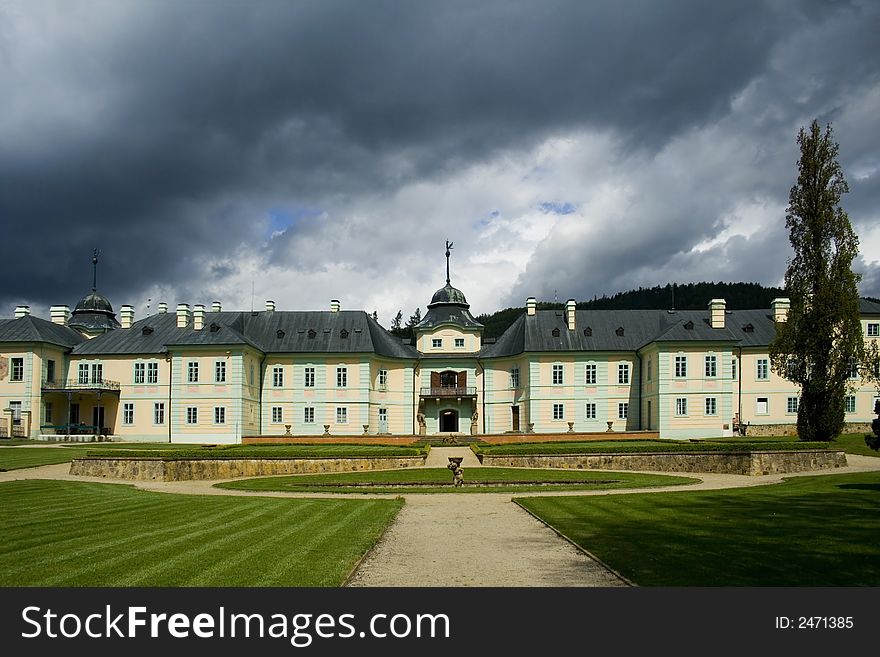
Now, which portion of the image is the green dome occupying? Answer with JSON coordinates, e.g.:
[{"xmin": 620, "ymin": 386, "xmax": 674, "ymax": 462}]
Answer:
[{"xmin": 428, "ymin": 284, "xmax": 469, "ymax": 308}]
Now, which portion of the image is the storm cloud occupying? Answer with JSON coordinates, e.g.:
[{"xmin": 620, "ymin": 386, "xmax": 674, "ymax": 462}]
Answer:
[{"xmin": 1, "ymin": 0, "xmax": 878, "ymax": 322}]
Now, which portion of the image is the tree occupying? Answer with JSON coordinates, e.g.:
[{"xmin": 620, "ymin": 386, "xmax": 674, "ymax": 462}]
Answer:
[
  {"xmin": 406, "ymin": 307, "xmax": 422, "ymax": 328},
  {"xmin": 769, "ymin": 120, "xmax": 862, "ymax": 441}
]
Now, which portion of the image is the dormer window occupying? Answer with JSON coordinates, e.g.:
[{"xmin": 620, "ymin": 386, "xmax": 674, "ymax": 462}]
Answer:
[
  {"xmin": 141, "ymin": 326, "xmax": 154, "ymax": 336},
  {"xmin": 583, "ymin": 326, "xmax": 592, "ymax": 336},
  {"xmin": 209, "ymin": 322, "xmax": 221, "ymax": 333},
  {"xmin": 743, "ymin": 323, "xmax": 754, "ymax": 333},
  {"xmin": 340, "ymin": 329, "xmax": 349, "ymax": 339},
  {"xmin": 276, "ymin": 329, "xmax": 285, "ymax": 339},
  {"xmin": 684, "ymin": 320, "xmax": 694, "ymax": 330},
  {"xmin": 551, "ymin": 328, "xmax": 560, "ymax": 337},
  {"xmin": 615, "ymin": 327, "xmax": 624, "ymax": 336},
  {"xmin": 307, "ymin": 329, "xmax": 316, "ymax": 339}
]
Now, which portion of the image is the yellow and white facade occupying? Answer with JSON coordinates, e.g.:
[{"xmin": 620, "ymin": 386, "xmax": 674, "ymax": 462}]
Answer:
[{"xmin": 2, "ymin": 283, "xmax": 879, "ymax": 442}]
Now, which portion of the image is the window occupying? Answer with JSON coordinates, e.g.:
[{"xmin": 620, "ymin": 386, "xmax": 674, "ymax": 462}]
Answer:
[
  {"xmin": 676, "ymin": 398, "xmax": 688, "ymax": 416},
  {"xmin": 552, "ymin": 364, "xmax": 563, "ymax": 385},
  {"xmin": 147, "ymin": 362, "xmax": 158, "ymax": 384},
  {"xmin": 304, "ymin": 367, "xmax": 315, "ymax": 387},
  {"xmin": 304, "ymin": 407, "xmax": 315, "ymax": 423},
  {"xmin": 552, "ymin": 403, "xmax": 564, "ymax": 420},
  {"xmin": 336, "ymin": 367, "xmax": 347, "ymax": 388},
  {"xmin": 454, "ymin": 338, "xmax": 465, "ymax": 348},
  {"xmin": 705, "ymin": 355, "xmax": 717, "ymax": 378},
  {"xmin": 378, "ymin": 369, "xmax": 388, "ymax": 389},
  {"xmin": 756, "ymin": 359, "xmax": 769, "ymax": 380},
  {"xmin": 11, "ymin": 358, "xmax": 23, "ymax": 381},
  {"xmin": 154, "ymin": 402, "xmax": 165, "ymax": 425},
  {"xmin": 585, "ymin": 402, "xmax": 596, "ymax": 419},
  {"xmin": 123, "ymin": 403, "xmax": 134, "ymax": 425},
  {"xmin": 848, "ymin": 359, "xmax": 859, "ymax": 380},
  {"xmin": 618, "ymin": 363, "xmax": 629, "ymax": 385},
  {"xmin": 91, "ymin": 363, "xmax": 102, "ymax": 384},
  {"xmin": 732, "ymin": 357, "xmax": 737, "ymax": 380},
  {"xmin": 10, "ymin": 401, "xmax": 21, "ymax": 424},
  {"xmin": 187, "ymin": 361, "xmax": 199, "ymax": 383},
  {"xmin": 44, "ymin": 401, "xmax": 53, "ymax": 424},
  {"xmin": 585, "ymin": 363, "xmax": 596, "ymax": 385},
  {"xmin": 272, "ymin": 407, "xmax": 283, "ymax": 423},
  {"xmin": 787, "ymin": 397, "xmax": 799, "ymax": 414},
  {"xmin": 618, "ymin": 403, "xmax": 628, "ymax": 420},
  {"xmin": 756, "ymin": 397, "xmax": 769, "ymax": 415},
  {"xmin": 134, "ymin": 362, "xmax": 145, "ymax": 384},
  {"xmin": 214, "ymin": 407, "xmax": 226, "ymax": 424},
  {"xmin": 510, "ymin": 367, "xmax": 520, "ymax": 388},
  {"xmin": 78, "ymin": 363, "xmax": 89, "ymax": 384},
  {"xmin": 705, "ymin": 397, "xmax": 717, "ymax": 416},
  {"xmin": 845, "ymin": 396, "xmax": 856, "ymax": 413},
  {"xmin": 215, "ymin": 361, "xmax": 226, "ymax": 383},
  {"xmin": 273, "ymin": 366, "xmax": 284, "ymax": 387},
  {"xmin": 336, "ymin": 407, "xmax": 348, "ymax": 424},
  {"xmin": 186, "ymin": 407, "xmax": 198, "ymax": 424},
  {"xmin": 46, "ymin": 360, "xmax": 55, "ymax": 383},
  {"xmin": 432, "ymin": 338, "xmax": 442, "ymax": 348},
  {"xmin": 675, "ymin": 355, "xmax": 687, "ymax": 378},
  {"xmin": 867, "ymin": 323, "xmax": 879, "ymax": 337}
]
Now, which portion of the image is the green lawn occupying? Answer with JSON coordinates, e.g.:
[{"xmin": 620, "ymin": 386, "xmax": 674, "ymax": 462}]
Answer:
[
  {"xmin": 83, "ymin": 443, "xmax": 428, "ymax": 459},
  {"xmin": 217, "ymin": 467, "xmax": 698, "ymax": 494},
  {"xmin": 0, "ymin": 446, "xmax": 93, "ymax": 470},
  {"xmin": 0, "ymin": 480, "xmax": 401, "ymax": 586},
  {"xmin": 516, "ymin": 471, "xmax": 880, "ymax": 586}
]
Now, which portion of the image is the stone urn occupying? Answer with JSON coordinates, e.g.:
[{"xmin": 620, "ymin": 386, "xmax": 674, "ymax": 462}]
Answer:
[
  {"xmin": 606, "ymin": 421, "xmax": 614, "ymax": 432},
  {"xmin": 527, "ymin": 422, "xmax": 535, "ymax": 434},
  {"xmin": 567, "ymin": 421, "xmax": 574, "ymax": 433},
  {"xmin": 322, "ymin": 424, "xmax": 331, "ymax": 437},
  {"xmin": 283, "ymin": 424, "xmax": 292, "ymax": 436},
  {"xmin": 363, "ymin": 424, "xmax": 370, "ymax": 435}
]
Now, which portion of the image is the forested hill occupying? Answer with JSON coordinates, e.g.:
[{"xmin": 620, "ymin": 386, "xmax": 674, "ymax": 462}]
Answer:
[{"xmin": 476, "ymin": 282, "xmax": 786, "ymax": 340}]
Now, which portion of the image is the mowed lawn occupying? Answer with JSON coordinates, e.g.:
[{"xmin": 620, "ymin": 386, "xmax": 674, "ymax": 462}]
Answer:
[
  {"xmin": 0, "ymin": 446, "xmax": 92, "ymax": 470},
  {"xmin": 218, "ymin": 467, "xmax": 697, "ymax": 494},
  {"xmin": 516, "ymin": 471, "xmax": 880, "ymax": 586},
  {"xmin": 0, "ymin": 480, "xmax": 402, "ymax": 586}
]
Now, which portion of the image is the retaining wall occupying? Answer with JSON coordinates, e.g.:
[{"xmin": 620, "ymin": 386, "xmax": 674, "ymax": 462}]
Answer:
[
  {"xmin": 69, "ymin": 455, "xmax": 427, "ymax": 481},
  {"xmin": 479, "ymin": 431, "xmax": 659, "ymax": 445},
  {"xmin": 478, "ymin": 450, "xmax": 847, "ymax": 476}
]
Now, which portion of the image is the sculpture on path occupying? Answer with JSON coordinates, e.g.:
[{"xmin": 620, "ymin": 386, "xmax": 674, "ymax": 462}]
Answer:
[{"xmin": 447, "ymin": 457, "xmax": 464, "ymax": 487}]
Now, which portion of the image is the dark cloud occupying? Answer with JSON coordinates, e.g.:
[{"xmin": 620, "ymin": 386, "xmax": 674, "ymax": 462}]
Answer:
[{"xmin": 1, "ymin": 0, "xmax": 877, "ymax": 315}]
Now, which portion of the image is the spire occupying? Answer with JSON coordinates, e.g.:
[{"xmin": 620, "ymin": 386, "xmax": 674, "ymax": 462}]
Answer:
[
  {"xmin": 91, "ymin": 248, "xmax": 101, "ymax": 292},
  {"xmin": 445, "ymin": 240, "xmax": 454, "ymax": 285}
]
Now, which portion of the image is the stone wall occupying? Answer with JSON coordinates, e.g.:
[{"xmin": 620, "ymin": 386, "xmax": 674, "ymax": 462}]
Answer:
[
  {"xmin": 479, "ymin": 431, "xmax": 660, "ymax": 445},
  {"xmin": 478, "ymin": 450, "xmax": 847, "ymax": 476},
  {"xmin": 69, "ymin": 455, "xmax": 427, "ymax": 481},
  {"xmin": 242, "ymin": 435, "xmax": 420, "ymax": 445},
  {"xmin": 743, "ymin": 422, "xmax": 870, "ymax": 437}
]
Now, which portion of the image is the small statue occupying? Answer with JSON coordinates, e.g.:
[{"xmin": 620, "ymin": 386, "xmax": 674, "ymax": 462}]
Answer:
[
  {"xmin": 866, "ymin": 400, "xmax": 880, "ymax": 451},
  {"xmin": 417, "ymin": 412, "xmax": 426, "ymax": 436},
  {"xmin": 447, "ymin": 457, "xmax": 464, "ymax": 487},
  {"xmin": 470, "ymin": 410, "xmax": 479, "ymax": 435}
]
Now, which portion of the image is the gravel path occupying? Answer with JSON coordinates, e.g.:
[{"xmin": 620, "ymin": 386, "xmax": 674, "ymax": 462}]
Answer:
[{"xmin": 2, "ymin": 447, "xmax": 879, "ymax": 587}]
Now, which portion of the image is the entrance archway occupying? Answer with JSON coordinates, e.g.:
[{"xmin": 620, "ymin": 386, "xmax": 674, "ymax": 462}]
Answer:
[{"xmin": 439, "ymin": 409, "xmax": 459, "ymax": 432}]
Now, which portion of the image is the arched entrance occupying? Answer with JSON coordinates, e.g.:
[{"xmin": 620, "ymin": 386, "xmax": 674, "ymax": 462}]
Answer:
[{"xmin": 439, "ymin": 409, "xmax": 459, "ymax": 432}]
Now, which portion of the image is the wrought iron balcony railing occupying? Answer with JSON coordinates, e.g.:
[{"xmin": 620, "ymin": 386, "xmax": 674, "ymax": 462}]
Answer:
[
  {"xmin": 41, "ymin": 378, "xmax": 121, "ymax": 392},
  {"xmin": 420, "ymin": 386, "xmax": 477, "ymax": 397}
]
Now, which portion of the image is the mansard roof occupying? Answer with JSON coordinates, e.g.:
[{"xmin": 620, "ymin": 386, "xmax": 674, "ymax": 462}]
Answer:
[
  {"xmin": 71, "ymin": 310, "xmax": 419, "ymax": 359},
  {"xmin": 0, "ymin": 315, "xmax": 86, "ymax": 349}
]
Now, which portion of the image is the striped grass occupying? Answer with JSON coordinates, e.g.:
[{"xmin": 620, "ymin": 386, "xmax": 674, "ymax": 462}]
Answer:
[
  {"xmin": 0, "ymin": 447, "xmax": 92, "ymax": 470},
  {"xmin": 217, "ymin": 467, "xmax": 697, "ymax": 494},
  {"xmin": 0, "ymin": 480, "xmax": 401, "ymax": 586},
  {"xmin": 515, "ymin": 471, "xmax": 880, "ymax": 586}
]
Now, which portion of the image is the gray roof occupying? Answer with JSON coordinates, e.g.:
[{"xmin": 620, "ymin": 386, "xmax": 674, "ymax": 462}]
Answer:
[
  {"xmin": 417, "ymin": 304, "xmax": 484, "ymax": 331},
  {"xmin": 861, "ymin": 299, "xmax": 880, "ymax": 315},
  {"xmin": 72, "ymin": 310, "xmax": 420, "ymax": 358},
  {"xmin": 0, "ymin": 316, "xmax": 86, "ymax": 349}
]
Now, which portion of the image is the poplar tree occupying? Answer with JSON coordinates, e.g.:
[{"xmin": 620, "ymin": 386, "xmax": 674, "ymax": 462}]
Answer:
[{"xmin": 769, "ymin": 120, "xmax": 862, "ymax": 441}]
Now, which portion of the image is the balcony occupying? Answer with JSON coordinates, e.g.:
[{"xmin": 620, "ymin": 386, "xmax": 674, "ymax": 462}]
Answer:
[
  {"xmin": 420, "ymin": 386, "xmax": 477, "ymax": 398},
  {"xmin": 42, "ymin": 378, "xmax": 121, "ymax": 393}
]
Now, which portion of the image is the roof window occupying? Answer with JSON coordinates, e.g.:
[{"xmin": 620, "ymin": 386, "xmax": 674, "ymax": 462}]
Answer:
[
  {"xmin": 583, "ymin": 326, "xmax": 592, "ymax": 336},
  {"xmin": 743, "ymin": 323, "xmax": 754, "ymax": 333},
  {"xmin": 615, "ymin": 327, "xmax": 625, "ymax": 336},
  {"xmin": 684, "ymin": 320, "xmax": 694, "ymax": 330},
  {"xmin": 340, "ymin": 329, "xmax": 349, "ymax": 339},
  {"xmin": 276, "ymin": 329, "xmax": 285, "ymax": 339},
  {"xmin": 551, "ymin": 327, "xmax": 560, "ymax": 337},
  {"xmin": 142, "ymin": 326, "xmax": 153, "ymax": 336},
  {"xmin": 307, "ymin": 329, "xmax": 316, "ymax": 339}
]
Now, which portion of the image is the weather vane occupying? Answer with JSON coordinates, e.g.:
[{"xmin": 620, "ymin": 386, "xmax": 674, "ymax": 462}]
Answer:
[
  {"xmin": 91, "ymin": 248, "xmax": 102, "ymax": 292},
  {"xmin": 445, "ymin": 240, "xmax": 454, "ymax": 285}
]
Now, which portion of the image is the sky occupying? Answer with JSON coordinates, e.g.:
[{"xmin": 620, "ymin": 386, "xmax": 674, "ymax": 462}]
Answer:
[{"xmin": 2, "ymin": 0, "xmax": 879, "ymax": 325}]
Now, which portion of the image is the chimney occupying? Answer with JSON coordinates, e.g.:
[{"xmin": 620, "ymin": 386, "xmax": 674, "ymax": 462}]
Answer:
[
  {"xmin": 330, "ymin": 299, "xmax": 341, "ymax": 313},
  {"xmin": 771, "ymin": 298, "xmax": 791, "ymax": 323},
  {"xmin": 526, "ymin": 297, "xmax": 537, "ymax": 316},
  {"xmin": 120, "ymin": 304, "xmax": 135, "ymax": 329},
  {"xmin": 565, "ymin": 299, "xmax": 576, "ymax": 330},
  {"xmin": 158, "ymin": 302, "xmax": 168, "ymax": 314},
  {"xmin": 50, "ymin": 305, "xmax": 70, "ymax": 325},
  {"xmin": 193, "ymin": 304, "xmax": 205, "ymax": 330},
  {"xmin": 266, "ymin": 300, "xmax": 276, "ymax": 312},
  {"xmin": 212, "ymin": 300, "xmax": 222, "ymax": 313},
  {"xmin": 709, "ymin": 299, "xmax": 726, "ymax": 329},
  {"xmin": 14, "ymin": 305, "xmax": 30, "ymax": 318},
  {"xmin": 176, "ymin": 303, "xmax": 190, "ymax": 328}
]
